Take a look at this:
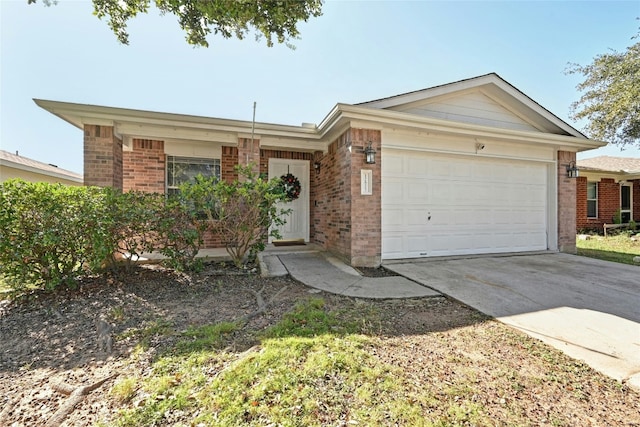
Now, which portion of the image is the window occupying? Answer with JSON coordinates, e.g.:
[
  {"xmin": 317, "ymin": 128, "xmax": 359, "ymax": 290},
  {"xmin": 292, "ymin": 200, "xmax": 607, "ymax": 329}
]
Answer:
[
  {"xmin": 621, "ymin": 184, "xmax": 632, "ymax": 223},
  {"xmin": 166, "ymin": 156, "xmax": 221, "ymax": 194},
  {"xmin": 586, "ymin": 182, "xmax": 597, "ymax": 218}
]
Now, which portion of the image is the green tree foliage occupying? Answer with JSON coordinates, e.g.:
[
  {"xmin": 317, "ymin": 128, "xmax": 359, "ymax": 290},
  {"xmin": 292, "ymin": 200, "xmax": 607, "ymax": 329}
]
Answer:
[
  {"xmin": 566, "ymin": 29, "xmax": 640, "ymax": 148},
  {"xmin": 180, "ymin": 164, "xmax": 288, "ymax": 267},
  {"xmin": 28, "ymin": 0, "xmax": 323, "ymax": 48}
]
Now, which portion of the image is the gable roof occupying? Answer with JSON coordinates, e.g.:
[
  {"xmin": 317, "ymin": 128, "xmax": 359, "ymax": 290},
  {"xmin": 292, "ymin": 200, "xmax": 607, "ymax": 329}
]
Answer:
[
  {"xmin": 35, "ymin": 73, "xmax": 605, "ymax": 156},
  {"xmin": 0, "ymin": 149, "xmax": 83, "ymax": 183},
  {"xmin": 357, "ymin": 73, "xmax": 585, "ymax": 138},
  {"xmin": 577, "ymin": 156, "xmax": 640, "ymax": 173}
]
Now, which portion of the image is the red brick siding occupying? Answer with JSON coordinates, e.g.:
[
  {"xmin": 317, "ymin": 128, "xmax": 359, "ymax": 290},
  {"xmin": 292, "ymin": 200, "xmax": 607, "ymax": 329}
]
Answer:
[
  {"xmin": 557, "ymin": 151, "xmax": 576, "ymax": 253},
  {"xmin": 634, "ymin": 180, "xmax": 640, "ymax": 223},
  {"xmin": 576, "ymin": 176, "xmax": 589, "ymax": 230},
  {"xmin": 123, "ymin": 139, "xmax": 165, "ymax": 193},
  {"xmin": 599, "ymin": 179, "xmax": 621, "ymax": 225},
  {"xmin": 83, "ymin": 125, "xmax": 123, "ymax": 190},
  {"xmin": 348, "ymin": 129, "xmax": 381, "ymax": 267},
  {"xmin": 313, "ymin": 132, "xmax": 352, "ymax": 260},
  {"xmin": 575, "ymin": 177, "xmax": 640, "ymax": 231},
  {"xmin": 237, "ymin": 138, "xmax": 260, "ymax": 173},
  {"xmin": 221, "ymin": 146, "xmax": 238, "ymax": 183},
  {"xmin": 311, "ymin": 128, "xmax": 382, "ymax": 267}
]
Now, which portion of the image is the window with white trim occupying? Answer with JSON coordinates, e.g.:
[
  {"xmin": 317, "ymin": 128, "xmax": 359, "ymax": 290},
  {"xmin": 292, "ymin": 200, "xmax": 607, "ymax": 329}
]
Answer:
[
  {"xmin": 586, "ymin": 181, "xmax": 597, "ymax": 218},
  {"xmin": 166, "ymin": 156, "xmax": 221, "ymax": 195}
]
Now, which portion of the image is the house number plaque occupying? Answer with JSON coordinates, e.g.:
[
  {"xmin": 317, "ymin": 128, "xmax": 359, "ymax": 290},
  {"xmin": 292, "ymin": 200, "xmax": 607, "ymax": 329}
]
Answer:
[{"xmin": 361, "ymin": 169, "xmax": 373, "ymax": 195}]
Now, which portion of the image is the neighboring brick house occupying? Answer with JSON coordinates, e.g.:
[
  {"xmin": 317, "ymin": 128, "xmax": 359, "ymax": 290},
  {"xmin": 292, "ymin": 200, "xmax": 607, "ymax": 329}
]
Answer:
[
  {"xmin": 0, "ymin": 149, "xmax": 82, "ymax": 186},
  {"xmin": 35, "ymin": 73, "xmax": 604, "ymax": 267},
  {"xmin": 576, "ymin": 156, "xmax": 640, "ymax": 232}
]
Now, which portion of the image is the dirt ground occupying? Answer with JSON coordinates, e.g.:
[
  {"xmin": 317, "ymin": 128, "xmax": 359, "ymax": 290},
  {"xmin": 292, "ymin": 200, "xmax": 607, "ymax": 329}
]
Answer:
[{"xmin": 1, "ymin": 263, "xmax": 638, "ymax": 426}]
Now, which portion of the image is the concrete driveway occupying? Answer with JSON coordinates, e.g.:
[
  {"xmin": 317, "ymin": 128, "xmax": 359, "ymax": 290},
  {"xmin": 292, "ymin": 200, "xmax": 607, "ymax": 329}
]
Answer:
[{"xmin": 385, "ymin": 253, "xmax": 640, "ymax": 389}]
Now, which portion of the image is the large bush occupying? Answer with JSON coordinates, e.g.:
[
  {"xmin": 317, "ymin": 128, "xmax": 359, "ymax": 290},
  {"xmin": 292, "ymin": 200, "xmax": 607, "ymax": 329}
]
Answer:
[
  {"xmin": 0, "ymin": 180, "xmax": 110, "ymax": 291},
  {"xmin": 0, "ymin": 180, "xmax": 205, "ymax": 293}
]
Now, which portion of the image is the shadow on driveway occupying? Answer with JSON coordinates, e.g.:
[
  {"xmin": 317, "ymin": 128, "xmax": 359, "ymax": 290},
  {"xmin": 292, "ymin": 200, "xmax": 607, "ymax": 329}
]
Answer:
[{"xmin": 385, "ymin": 253, "xmax": 640, "ymax": 389}]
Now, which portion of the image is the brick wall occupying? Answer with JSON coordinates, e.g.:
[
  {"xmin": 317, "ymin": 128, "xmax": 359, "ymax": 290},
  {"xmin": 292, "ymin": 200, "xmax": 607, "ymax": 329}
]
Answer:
[
  {"xmin": 84, "ymin": 125, "xmax": 123, "ymax": 190},
  {"xmin": 312, "ymin": 128, "xmax": 382, "ymax": 267},
  {"xmin": 237, "ymin": 138, "xmax": 260, "ymax": 173},
  {"xmin": 576, "ymin": 176, "xmax": 589, "ymax": 230},
  {"xmin": 123, "ymin": 139, "xmax": 165, "ymax": 193},
  {"xmin": 598, "ymin": 179, "xmax": 620, "ymax": 225},
  {"xmin": 221, "ymin": 146, "xmax": 238, "ymax": 183},
  {"xmin": 557, "ymin": 151, "xmax": 576, "ymax": 253},
  {"xmin": 575, "ymin": 177, "xmax": 640, "ymax": 231},
  {"xmin": 348, "ymin": 128, "xmax": 381, "ymax": 267},
  {"xmin": 634, "ymin": 181, "xmax": 640, "ymax": 223},
  {"xmin": 313, "ymin": 131, "xmax": 352, "ymax": 260}
]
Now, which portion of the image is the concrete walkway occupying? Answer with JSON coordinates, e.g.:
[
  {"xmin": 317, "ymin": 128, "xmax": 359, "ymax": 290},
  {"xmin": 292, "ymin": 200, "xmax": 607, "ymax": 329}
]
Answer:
[
  {"xmin": 385, "ymin": 253, "xmax": 640, "ymax": 390},
  {"xmin": 259, "ymin": 246, "xmax": 439, "ymax": 299}
]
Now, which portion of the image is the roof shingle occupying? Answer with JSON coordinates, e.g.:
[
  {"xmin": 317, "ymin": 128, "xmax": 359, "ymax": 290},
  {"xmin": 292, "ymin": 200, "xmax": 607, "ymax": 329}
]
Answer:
[{"xmin": 577, "ymin": 156, "xmax": 640, "ymax": 173}]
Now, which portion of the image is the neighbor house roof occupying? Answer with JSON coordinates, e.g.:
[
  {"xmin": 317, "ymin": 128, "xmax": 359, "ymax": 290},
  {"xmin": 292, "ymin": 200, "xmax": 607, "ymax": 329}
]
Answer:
[
  {"xmin": 0, "ymin": 149, "xmax": 83, "ymax": 183},
  {"xmin": 577, "ymin": 156, "xmax": 640, "ymax": 173}
]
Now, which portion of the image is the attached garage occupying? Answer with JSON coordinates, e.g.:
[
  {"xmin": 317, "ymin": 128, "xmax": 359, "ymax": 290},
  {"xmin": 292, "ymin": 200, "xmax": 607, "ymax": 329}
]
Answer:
[
  {"xmin": 382, "ymin": 148, "xmax": 552, "ymax": 260},
  {"xmin": 37, "ymin": 73, "xmax": 604, "ymax": 268}
]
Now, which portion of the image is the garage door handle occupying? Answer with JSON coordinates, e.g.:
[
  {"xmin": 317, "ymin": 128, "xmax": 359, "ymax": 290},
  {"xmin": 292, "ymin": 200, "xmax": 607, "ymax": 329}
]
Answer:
[{"xmin": 428, "ymin": 212, "xmax": 431, "ymax": 221}]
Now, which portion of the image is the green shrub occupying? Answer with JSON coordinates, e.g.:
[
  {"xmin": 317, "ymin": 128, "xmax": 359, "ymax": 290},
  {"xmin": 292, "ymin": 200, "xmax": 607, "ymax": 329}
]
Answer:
[
  {"xmin": 0, "ymin": 180, "xmax": 110, "ymax": 291},
  {"xmin": 156, "ymin": 194, "xmax": 205, "ymax": 272},
  {"xmin": 180, "ymin": 164, "xmax": 288, "ymax": 268}
]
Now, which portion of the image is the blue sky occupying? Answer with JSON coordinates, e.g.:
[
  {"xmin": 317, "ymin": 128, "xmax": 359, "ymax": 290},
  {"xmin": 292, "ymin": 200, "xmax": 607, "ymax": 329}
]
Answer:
[{"xmin": 1, "ymin": 0, "xmax": 639, "ymax": 174}]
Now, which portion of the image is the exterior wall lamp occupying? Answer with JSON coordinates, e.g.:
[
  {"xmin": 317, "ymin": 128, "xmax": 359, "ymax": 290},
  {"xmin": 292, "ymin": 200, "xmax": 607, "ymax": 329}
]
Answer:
[
  {"xmin": 314, "ymin": 161, "xmax": 321, "ymax": 174},
  {"xmin": 364, "ymin": 141, "xmax": 376, "ymax": 164},
  {"xmin": 566, "ymin": 161, "xmax": 579, "ymax": 178}
]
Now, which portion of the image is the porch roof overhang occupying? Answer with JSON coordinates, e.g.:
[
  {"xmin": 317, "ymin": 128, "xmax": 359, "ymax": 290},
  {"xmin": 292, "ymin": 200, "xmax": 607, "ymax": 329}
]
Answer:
[
  {"xmin": 33, "ymin": 99, "xmax": 326, "ymax": 153},
  {"xmin": 35, "ymin": 97, "xmax": 605, "ymax": 156}
]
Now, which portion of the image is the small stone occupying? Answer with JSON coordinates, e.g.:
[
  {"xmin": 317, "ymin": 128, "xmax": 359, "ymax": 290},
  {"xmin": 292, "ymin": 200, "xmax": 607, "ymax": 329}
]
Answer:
[{"xmin": 633, "ymin": 256, "xmax": 640, "ymax": 264}]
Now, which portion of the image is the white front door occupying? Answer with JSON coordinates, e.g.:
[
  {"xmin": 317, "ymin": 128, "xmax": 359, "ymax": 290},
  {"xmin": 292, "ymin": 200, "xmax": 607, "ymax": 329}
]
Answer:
[{"xmin": 268, "ymin": 158, "xmax": 309, "ymax": 242}]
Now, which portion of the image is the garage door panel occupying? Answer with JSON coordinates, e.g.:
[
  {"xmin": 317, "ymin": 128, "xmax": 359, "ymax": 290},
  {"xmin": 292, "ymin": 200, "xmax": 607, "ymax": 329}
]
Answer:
[{"xmin": 382, "ymin": 149, "xmax": 549, "ymax": 259}]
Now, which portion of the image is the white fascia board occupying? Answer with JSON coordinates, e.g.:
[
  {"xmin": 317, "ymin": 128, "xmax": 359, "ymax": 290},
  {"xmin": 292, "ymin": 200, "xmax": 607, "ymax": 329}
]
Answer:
[
  {"xmin": 0, "ymin": 159, "xmax": 83, "ymax": 183},
  {"xmin": 115, "ymin": 122, "xmax": 238, "ymax": 144},
  {"xmin": 331, "ymin": 104, "xmax": 605, "ymax": 152},
  {"xmin": 34, "ymin": 99, "xmax": 321, "ymax": 141},
  {"xmin": 259, "ymin": 135, "xmax": 327, "ymax": 153}
]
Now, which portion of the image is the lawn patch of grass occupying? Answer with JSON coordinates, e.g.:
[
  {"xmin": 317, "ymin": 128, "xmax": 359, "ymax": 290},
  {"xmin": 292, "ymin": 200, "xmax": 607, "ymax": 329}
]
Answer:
[
  {"xmin": 110, "ymin": 298, "xmax": 498, "ymax": 427},
  {"xmin": 576, "ymin": 234, "xmax": 640, "ymax": 265}
]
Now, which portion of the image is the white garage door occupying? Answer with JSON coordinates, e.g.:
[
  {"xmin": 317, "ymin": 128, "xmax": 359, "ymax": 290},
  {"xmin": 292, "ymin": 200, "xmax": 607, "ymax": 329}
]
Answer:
[{"xmin": 382, "ymin": 149, "xmax": 548, "ymax": 259}]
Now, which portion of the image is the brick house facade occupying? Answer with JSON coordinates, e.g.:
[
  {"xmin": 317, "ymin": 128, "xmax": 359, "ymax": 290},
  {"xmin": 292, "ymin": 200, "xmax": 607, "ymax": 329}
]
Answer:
[
  {"xmin": 36, "ymin": 74, "xmax": 605, "ymax": 266},
  {"xmin": 576, "ymin": 156, "xmax": 640, "ymax": 232}
]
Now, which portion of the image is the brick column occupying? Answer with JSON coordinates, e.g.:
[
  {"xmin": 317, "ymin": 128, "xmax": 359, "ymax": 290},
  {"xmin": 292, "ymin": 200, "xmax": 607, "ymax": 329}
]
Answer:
[
  {"xmin": 557, "ymin": 151, "xmax": 576, "ymax": 253},
  {"xmin": 598, "ymin": 178, "xmax": 620, "ymax": 224},
  {"xmin": 237, "ymin": 137, "xmax": 260, "ymax": 175},
  {"xmin": 575, "ymin": 176, "xmax": 588, "ymax": 230},
  {"xmin": 633, "ymin": 180, "xmax": 640, "ymax": 223},
  {"xmin": 221, "ymin": 146, "xmax": 239, "ymax": 183},
  {"xmin": 349, "ymin": 128, "xmax": 382, "ymax": 267},
  {"xmin": 83, "ymin": 125, "xmax": 123, "ymax": 190}
]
